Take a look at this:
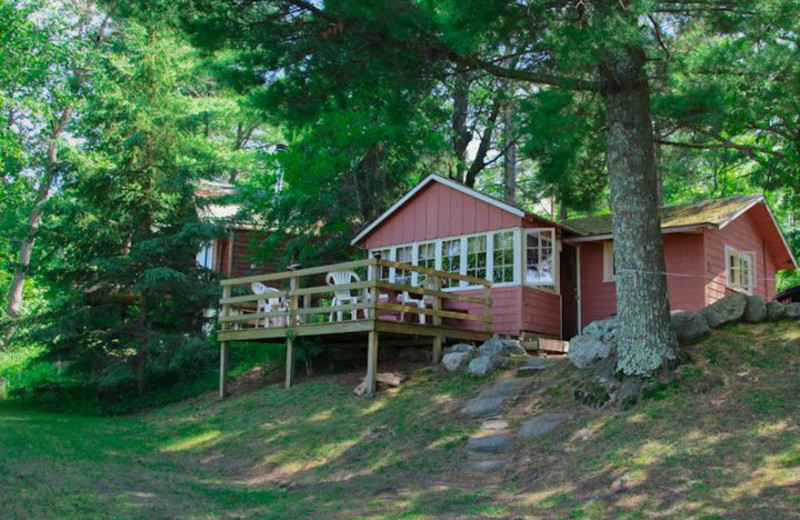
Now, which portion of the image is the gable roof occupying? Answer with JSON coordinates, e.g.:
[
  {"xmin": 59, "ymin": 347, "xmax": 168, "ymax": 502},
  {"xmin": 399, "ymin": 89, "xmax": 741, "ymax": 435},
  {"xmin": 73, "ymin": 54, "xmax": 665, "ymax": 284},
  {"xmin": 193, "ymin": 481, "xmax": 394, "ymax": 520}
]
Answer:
[
  {"xmin": 351, "ymin": 174, "xmax": 529, "ymax": 246},
  {"xmin": 563, "ymin": 195, "xmax": 765, "ymax": 236},
  {"xmin": 565, "ymin": 194, "xmax": 797, "ymax": 269}
]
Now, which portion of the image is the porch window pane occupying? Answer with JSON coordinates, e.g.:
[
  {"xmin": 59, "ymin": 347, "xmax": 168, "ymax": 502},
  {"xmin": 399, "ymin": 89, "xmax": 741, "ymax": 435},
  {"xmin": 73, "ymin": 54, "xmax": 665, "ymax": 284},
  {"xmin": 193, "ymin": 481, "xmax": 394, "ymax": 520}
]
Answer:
[
  {"xmin": 395, "ymin": 245, "xmax": 413, "ymax": 285},
  {"xmin": 492, "ymin": 231, "xmax": 515, "ymax": 283},
  {"xmin": 526, "ymin": 230, "xmax": 555, "ymax": 289},
  {"xmin": 370, "ymin": 248, "xmax": 392, "ymax": 280},
  {"xmin": 466, "ymin": 235, "xmax": 488, "ymax": 281},
  {"xmin": 417, "ymin": 242, "xmax": 436, "ymax": 284},
  {"xmin": 441, "ymin": 239, "xmax": 461, "ymax": 288}
]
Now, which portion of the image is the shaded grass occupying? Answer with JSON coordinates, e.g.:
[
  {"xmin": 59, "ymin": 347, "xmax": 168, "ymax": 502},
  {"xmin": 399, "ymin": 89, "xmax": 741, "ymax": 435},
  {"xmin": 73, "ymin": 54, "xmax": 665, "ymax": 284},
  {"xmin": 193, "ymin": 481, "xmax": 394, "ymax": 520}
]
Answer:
[{"xmin": 2, "ymin": 320, "xmax": 800, "ymax": 519}]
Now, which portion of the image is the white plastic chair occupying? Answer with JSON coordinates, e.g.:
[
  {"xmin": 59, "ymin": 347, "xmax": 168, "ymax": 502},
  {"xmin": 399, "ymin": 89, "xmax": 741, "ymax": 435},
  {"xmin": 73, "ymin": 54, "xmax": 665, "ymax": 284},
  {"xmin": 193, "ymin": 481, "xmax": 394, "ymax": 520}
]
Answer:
[
  {"xmin": 251, "ymin": 282, "xmax": 287, "ymax": 328},
  {"xmin": 326, "ymin": 270, "xmax": 366, "ymax": 321},
  {"xmin": 398, "ymin": 276, "xmax": 437, "ymax": 324}
]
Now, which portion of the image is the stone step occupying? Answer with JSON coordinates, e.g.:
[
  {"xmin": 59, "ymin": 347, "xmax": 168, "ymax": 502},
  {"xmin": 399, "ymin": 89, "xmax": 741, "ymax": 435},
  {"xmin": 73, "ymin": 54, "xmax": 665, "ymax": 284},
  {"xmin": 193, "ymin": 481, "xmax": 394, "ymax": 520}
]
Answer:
[
  {"xmin": 477, "ymin": 378, "xmax": 534, "ymax": 399},
  {"xmin": 519, "ymin": 412, "xmax": 574, "ymax": 438},
  {"xmin": 467, "ymin": 433, "xmax": 512, "ymax": 454},
  {"xmin": 459, "ymin": 397, "xmax": 505, "ymax": 418},
  {"xmin": 481, "ymin": 419, "xmax": 509, "ymax": 431}
]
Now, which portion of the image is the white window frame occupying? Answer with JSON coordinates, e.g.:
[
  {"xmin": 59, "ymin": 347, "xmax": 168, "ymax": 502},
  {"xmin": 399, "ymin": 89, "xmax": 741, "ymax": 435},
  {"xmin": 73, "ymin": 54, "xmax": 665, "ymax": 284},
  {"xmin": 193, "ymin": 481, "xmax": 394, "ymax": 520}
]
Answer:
[
  {"xmin": 725, "ymin": 245, "xmax": 755, "ymax": 294},
  {"xmin": 602, "ymin": 241, "xmax": 616, "ymax": 283},
  {"xmin": 523, "ymin": 228, "xmax": 559, "ymax": 293},
  {"xmin": 367, "ymin": 227, "xmax": 522, "ymax": 290}
]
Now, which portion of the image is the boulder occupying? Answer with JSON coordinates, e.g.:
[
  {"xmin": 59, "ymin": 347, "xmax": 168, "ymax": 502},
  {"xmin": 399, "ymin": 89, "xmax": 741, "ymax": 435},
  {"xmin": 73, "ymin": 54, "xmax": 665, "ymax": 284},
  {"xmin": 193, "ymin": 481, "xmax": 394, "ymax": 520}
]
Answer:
[
  {"xmin": 519, "ymin": 412, "xmax": 574, "ymax": 438},
  {"xmin": 444, "ymin": 343, "xmax": 477, "ymax": 356},
  {"xmin": 478, "ymin": 338, "xmax": 511, "ymax": 358},
  {"xmin": 574, "ymin": 376, "xmax": 615, "ymax": 409},
  {"xmin": 502, "ymin": 340, "xmax": 529, "ymax": 356},
  {"xmin": 442, "ymin": 352, "xmax": 473, "ymax": 372},
  {"xmin": 786, "ymin": 302, "xmax": 800, "ymax": 318},
  {"xmin": 617, "ymin": 377, "xmax": 643, "ymax": 411},
  {"xmin": 700, "ymin": 293, "xmax": 746, "ymax": 328},
  {"xmin": 568, "ymin": 334, "xmax": 614, "ymax": 369},
  {"xmin": 582, "ymin": 317, "xmax": 620, "ymax": 345},
  {"xmin": 743, "ymin": 294, "xmax": 767, "ymax": 323},
  {"xmin": 766, "ymin": 300, "xmax": 786, "ymax": 321},
  {"xmin": 468, "ymin": 354, "xmax": 508, "ymax": 377},
  {"xmin": 670, "ymin": 311, "xmax": 710, "ymax": 346}
]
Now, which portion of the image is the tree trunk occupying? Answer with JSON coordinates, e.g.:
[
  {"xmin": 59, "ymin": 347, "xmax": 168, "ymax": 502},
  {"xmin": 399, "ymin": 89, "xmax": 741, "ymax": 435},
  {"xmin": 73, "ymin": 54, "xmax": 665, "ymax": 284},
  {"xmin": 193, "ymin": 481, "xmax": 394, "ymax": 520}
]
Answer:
[
  {"xmin": 4, "ymin": 105, "xmax": 71, "ymax": 340},
  {"xmin": 600, "ymin": 46, "xmax": 678, "ymax": 375},
  {"xmin": 502, "ymin": 100, "xmax": 516, "ymax": 204}
]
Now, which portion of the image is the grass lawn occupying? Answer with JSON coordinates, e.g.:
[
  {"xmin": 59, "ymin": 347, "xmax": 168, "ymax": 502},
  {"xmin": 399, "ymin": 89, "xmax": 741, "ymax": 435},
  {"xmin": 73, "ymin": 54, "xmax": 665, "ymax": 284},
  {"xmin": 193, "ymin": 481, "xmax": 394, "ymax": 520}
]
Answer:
[{"xmin": 2, "ymin": 321, "xmax": 800, "ymax": 519}]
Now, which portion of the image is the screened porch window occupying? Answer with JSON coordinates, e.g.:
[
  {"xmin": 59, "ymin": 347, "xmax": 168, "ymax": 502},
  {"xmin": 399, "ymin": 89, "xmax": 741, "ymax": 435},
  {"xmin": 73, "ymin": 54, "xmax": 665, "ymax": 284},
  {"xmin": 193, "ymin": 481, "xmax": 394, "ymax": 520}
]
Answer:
[
  {"xmin": 441, "ymin": 238, "xmax": 462, "ymax": 288},
  {"xmin": 395, "ymin": 245, "xmax": 413, "ymax": 285},
  {"xmin": 466, "ymin": 235, "xmax": 488, "ymax": 280},
  {"xmin": 493, "ymin": 231, "xmax": 515, "ymax": 283},
  {"xmin": 526, "ymin": 229, "xmax": 556, "ymax": 290}
]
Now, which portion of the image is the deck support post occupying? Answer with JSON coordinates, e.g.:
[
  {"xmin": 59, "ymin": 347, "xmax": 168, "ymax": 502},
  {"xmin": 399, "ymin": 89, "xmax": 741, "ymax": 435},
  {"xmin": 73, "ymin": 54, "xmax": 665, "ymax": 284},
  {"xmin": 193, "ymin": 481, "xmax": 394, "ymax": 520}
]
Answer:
[
  {"xmin": 219, "ymin": 341, "xmax": 229, "ymax": 399},
  {"xmin": 285, "ymin": 337, "xmax": 294, "ymax": 389},
  {"xmin": 366, "ymin": 330, "xmax": 379, "ymax": 398},
  {"xmin": 432, "ymin": 335, "xmax": 443, "ymax": 364}
]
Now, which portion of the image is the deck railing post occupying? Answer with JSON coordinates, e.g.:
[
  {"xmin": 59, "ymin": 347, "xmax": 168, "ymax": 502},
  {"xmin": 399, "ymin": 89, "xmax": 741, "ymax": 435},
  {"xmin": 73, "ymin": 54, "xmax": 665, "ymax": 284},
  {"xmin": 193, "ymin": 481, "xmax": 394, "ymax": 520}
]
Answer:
[
  {"xmin": 219, "ymin": 284, "xmax": 232, "ymax": 399},
  {"xmin": 367, "ymin": 259, "xmax": 379, "ymax": 320},
  {"xmin": 483, "ymin": 283, "xmax": 492, "ymax": 333},
  {"xmin": 431, "ymin": 274, "xmax": 443, "ymax": 363},
  {"xmin": 289, "ymin": 275, "xmax": 300, "ymax": 326}
]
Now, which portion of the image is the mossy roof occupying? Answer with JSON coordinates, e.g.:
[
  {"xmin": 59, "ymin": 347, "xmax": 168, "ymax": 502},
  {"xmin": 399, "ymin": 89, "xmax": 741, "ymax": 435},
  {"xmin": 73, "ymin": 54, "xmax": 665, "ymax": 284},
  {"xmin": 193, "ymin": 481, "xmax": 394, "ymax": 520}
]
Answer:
[{"xmin": 563, "ymin": 194, "xmax": 763, "ymax": 236}]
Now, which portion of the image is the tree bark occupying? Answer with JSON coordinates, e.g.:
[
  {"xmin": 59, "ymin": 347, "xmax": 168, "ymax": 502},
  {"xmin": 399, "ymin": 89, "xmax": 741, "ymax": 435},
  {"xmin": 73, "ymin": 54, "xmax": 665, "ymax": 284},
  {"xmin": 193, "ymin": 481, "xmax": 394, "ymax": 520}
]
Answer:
[
  {"xmin": 600, "ymin": 46, "xmax": 679, "ymax": 375},
  {"xmin": 5, "ymin": 106, "xmax": 72, "ymax": 328},
  {"xmin": 502, "ymin": 99, "xmax": 517, "ymax": 204}
]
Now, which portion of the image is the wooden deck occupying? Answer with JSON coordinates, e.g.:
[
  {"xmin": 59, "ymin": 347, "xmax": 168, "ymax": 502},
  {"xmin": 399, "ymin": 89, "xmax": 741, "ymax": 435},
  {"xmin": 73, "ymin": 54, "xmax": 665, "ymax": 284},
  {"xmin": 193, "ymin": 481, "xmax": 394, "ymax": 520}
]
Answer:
[{"xmin": 217, "ymin": 258, "xmax": 493, "ymax": 398}]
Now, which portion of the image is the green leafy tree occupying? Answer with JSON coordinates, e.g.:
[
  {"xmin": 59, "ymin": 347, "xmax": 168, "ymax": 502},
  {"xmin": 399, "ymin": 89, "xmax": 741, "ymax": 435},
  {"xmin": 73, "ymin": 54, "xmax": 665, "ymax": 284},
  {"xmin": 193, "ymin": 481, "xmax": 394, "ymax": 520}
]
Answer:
[{"xmin": 29, "ymin": 21, "xmax": 226, "ymax": 398}]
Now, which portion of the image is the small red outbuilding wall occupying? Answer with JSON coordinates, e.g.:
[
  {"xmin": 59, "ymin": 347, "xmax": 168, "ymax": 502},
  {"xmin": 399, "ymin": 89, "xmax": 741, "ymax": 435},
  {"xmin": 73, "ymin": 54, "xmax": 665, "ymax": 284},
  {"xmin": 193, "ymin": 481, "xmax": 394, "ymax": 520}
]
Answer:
[{"xmin": 578, "ymin": 205, "xmax": 787, "ymax": 328}]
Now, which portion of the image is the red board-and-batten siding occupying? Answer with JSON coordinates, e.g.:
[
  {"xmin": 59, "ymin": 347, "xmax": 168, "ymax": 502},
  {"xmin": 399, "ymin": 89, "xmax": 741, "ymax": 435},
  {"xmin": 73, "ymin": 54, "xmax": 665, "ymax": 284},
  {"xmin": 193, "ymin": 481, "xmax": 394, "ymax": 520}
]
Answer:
[
  {"xmin": 579, "ymin": 205, "xmax": 785, "ymax": 327},
  {"xmin": 361, "ymin": 181, "xmax": 561, "ymax": 337}
]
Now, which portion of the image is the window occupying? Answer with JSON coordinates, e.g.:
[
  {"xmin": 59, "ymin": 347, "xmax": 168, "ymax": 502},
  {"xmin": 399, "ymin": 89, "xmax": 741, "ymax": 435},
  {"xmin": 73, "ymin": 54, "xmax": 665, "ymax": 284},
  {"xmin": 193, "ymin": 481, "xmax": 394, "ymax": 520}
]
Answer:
[
  {"xmin": 526, "ymin": 229, "xmax": 555, "ymax": 289},
  {"xmin": 441, "ymin": 238, "xmax": 462, "ymax": 288},
  {"xmin": 726, "ymin": 246, "xmax": 754, "ymax": 292},
  {"xmin": 367, "ymin": 228, "xmax": 525, "ymax": 289},
  {"xmin": 466, "ymin": 235, "xmax": 488, "ymax": 280},
  {"xmin": 603, "ymin": 241, "xmax": 616, "ymax": 282},
  {"xmin": 493, "ymin": 231, "xmax": 515, "ymax": 283},
  {"xmin": 372, "ymin": 248, "xmax": 392, "ymax": 281},
  {"xmin": 395, "ymin": 245, "xmax": 413, "ymax": 285}
]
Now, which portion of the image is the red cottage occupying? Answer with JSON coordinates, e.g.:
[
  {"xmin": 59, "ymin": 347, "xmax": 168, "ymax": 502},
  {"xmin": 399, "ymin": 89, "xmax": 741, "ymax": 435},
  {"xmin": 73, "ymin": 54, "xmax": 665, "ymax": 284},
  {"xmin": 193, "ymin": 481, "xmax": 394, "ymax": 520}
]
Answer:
[{"xmin": 351, "ymin": 175, "xmax": 797, "ymax": 340}]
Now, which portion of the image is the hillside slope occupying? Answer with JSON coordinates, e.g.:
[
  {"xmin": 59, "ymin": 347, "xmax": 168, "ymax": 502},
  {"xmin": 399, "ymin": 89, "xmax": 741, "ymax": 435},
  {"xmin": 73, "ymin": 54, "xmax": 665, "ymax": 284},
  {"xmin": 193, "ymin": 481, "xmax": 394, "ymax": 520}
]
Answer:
[{"xmin": 1, "ymin": 321, "xmax": 799, "ymax": 519}]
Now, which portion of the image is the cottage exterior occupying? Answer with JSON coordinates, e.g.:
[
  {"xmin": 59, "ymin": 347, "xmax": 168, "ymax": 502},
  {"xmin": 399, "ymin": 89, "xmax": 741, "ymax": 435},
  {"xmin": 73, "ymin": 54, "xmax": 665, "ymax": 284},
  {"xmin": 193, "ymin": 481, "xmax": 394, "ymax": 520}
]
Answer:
[
  {"xmin": 565, "ymin": 195, "xmax": 798, "ymax": 327},
  {"xmin": 196, "ymin": 180, "xmax": 285, "ymax": 278},
  {"xmin": 352, "ymin": 175, "xmax": 797, "ymax": 340}
]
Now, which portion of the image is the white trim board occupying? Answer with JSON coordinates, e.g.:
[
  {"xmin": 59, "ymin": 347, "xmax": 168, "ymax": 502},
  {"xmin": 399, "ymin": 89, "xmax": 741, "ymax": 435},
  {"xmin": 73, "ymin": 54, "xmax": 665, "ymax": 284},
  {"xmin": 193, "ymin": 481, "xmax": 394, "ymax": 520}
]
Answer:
[
  {"xmin": 562, "ymin": 225, "xmax": 705, "ymax": 244},
  {"xmin": 350, "ymin": 174, "xmax": 526, "ymax": 246}
]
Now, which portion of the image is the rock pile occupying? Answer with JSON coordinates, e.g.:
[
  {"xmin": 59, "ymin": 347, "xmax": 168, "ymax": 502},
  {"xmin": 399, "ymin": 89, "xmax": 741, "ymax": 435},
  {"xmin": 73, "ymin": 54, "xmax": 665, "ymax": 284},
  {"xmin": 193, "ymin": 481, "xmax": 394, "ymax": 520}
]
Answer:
[
  {"xmin": 566, "ymin": 293, "xmax": 799, "ymax": 410},
  {"xmin": 441, "ymin": 337, "xmax": 529, "ymax": 377}
]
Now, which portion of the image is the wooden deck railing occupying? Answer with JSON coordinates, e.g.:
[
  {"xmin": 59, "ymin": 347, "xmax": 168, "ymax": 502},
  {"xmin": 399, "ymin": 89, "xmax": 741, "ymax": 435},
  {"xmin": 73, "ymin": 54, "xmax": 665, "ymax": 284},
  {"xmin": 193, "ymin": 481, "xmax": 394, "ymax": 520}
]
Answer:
[{"xmin": 217, "ymin": 257, "xmax": 492, "ymax": 334}]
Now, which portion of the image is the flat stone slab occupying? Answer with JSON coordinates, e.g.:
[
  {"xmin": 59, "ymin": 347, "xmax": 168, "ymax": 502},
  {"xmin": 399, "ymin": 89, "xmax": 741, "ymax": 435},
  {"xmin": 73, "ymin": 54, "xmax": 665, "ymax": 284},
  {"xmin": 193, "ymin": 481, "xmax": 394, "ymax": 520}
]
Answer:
[
  {"xmin": 481, "ymin": 419, "xmax": 509, "ymax": 431},
  {"xmin": 460, "ymin": 397, "xmax": 505, "ymax": 418},
  {"xmin": 477, "ymin": 378, "xmax": 533, "ymax": 399},
  {"xmin": 519, "ymin": 412, "xmax": 574, "ymax": 438},
  {"xmin": 465, "ymin": 459, "xmax": 509, "ymax": 473},
  {"xmin": 467, "ymin": 434, "xmax": 512, "ymax": 454}
]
